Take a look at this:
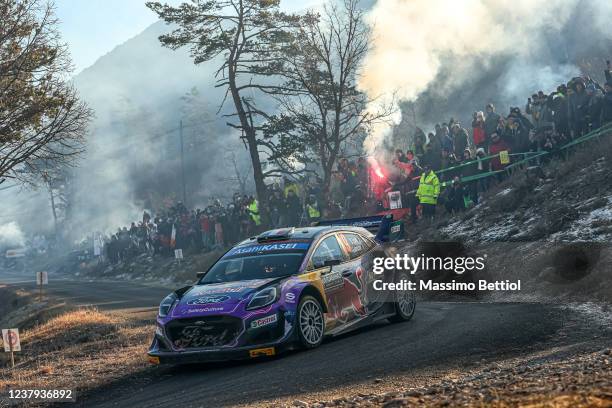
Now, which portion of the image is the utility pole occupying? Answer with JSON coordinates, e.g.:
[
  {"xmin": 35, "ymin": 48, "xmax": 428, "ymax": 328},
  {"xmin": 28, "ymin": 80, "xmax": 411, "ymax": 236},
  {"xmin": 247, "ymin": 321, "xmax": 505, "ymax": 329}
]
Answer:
[{"xmin": 179, "ymin": 119, "xmax": 187, "ymax": 205}]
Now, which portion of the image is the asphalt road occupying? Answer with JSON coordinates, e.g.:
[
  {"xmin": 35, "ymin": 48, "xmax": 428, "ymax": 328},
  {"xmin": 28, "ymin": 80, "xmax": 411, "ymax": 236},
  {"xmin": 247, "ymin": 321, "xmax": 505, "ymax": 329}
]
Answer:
[
  {"xmin": 0, "ymin": 269, "xmax": 172, "ymax": 313},
  {"xmin": 81, "ymin": 301, "xmax": 579, "ymax": 408},
  {"xmin": 1, "ymin": 270, "xmax": 601, "ymax": 408}
]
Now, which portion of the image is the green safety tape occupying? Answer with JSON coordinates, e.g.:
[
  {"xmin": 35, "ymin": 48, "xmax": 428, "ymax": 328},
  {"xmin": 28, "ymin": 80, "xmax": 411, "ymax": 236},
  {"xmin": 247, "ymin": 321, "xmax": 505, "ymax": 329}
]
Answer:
[
  {"xmin": 440, "ymin": 122, "xmax": 612, "ymax": 189},
  {"xmin": 402, "ymin": 123, "xmax": 612, "ymax": 195},
  {"xmin": 433, "ymin": 122, "xmax": 612, "ymax": 177}
]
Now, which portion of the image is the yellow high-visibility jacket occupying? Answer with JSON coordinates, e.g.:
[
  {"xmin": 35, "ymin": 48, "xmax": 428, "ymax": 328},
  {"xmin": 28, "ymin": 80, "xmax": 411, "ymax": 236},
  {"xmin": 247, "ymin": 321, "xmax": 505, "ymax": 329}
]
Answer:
[
  {"xmin": 416, "ymin": 171, "xmax": 440, "ymax": 205},
  {"xmin": 306, "ymin": 203, "xmax": 320, "ymax": 219},
  {"xmin": 248, "ymin": 200, "xmax": 261, "ymax": 225}
]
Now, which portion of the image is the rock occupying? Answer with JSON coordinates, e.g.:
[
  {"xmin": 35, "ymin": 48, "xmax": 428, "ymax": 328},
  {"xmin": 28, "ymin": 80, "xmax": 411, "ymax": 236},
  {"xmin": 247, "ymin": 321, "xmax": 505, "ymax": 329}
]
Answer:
[
  {"xmin": 292, "ymin": 400, "xmax": 309, "ymax": 407},
  {"xmin": 382, "ymin": 398, "xmax": 408, "ymax": 407}
]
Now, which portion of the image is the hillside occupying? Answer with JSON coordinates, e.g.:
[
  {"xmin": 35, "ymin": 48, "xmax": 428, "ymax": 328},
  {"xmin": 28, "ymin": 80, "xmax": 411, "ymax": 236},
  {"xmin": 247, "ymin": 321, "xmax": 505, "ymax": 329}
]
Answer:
[
  {"xmin": 65, "ymin": 20, "xmax": 257, "ymax": 233},
  {"xmin": 403, "ymin": 131, "xmax": 612, "ymax": 303}
]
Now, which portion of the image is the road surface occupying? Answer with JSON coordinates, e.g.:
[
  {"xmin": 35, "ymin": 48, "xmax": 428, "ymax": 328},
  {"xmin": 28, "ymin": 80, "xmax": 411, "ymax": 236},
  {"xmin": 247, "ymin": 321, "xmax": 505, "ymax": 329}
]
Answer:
[
  {"xmin": 0, "ymin": 268, "xmax": 171, "ymax": 313},
  {"xmin": 1, "ymin": 269, "xmax": 607, "ymax": 408}
]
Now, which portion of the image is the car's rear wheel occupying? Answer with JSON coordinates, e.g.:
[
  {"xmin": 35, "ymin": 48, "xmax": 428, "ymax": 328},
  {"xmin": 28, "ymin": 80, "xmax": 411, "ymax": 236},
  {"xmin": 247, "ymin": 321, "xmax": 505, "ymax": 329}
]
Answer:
[
  {"xmin": 390, "ymin": 273, "xmax": 416, "ymax": 323},
  {"xmin": 296, "ymin": 295, "xmax": 325, "ymax": 349}
]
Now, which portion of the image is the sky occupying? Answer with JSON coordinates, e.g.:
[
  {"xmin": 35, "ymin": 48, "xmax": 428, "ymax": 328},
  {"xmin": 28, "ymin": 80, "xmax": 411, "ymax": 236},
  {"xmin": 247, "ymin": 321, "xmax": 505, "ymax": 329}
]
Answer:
[{"xmin": 55, "ymin": 0, "xmax": 322, "ymax": 74}]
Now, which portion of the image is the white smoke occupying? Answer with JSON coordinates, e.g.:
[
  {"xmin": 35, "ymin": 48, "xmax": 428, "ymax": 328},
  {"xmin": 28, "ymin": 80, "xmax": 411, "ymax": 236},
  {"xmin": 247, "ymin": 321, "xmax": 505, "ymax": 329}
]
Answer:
[
  {"xmin": 357, "ymin": 0, "xmax": 598, "ymax": 153},
  {"xmin": 0, "ymin": 222, "xmax": 25, "ymax": 249}
]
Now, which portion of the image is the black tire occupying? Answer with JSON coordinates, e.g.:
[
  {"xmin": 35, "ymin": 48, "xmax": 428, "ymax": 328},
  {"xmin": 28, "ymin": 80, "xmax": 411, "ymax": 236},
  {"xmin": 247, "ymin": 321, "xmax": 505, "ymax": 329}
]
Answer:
[
  {"xmin": 296, "ymin": 295, "xmax": 325, "ymax": 349},
  {"xmin": 389, "ymin": 272, "xmax": 416, "ymax": 323}
]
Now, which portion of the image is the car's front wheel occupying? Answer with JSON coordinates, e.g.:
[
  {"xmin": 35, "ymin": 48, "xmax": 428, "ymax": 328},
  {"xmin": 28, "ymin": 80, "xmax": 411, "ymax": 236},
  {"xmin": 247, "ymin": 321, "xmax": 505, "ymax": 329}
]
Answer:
[
  {"xmin": 296, "ymin": 295, "xmax": 325, "ymax": 349},
  {"xmin": 390, "ymin": 273, "xmax": 416, "ymax": 323}
]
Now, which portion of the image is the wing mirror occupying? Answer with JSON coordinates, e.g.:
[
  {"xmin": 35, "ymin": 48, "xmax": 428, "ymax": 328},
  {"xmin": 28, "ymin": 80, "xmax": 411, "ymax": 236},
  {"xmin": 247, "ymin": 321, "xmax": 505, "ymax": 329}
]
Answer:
[{"xmin": 196, "ymin": 271, "xmax": 206, "ymax": 279}]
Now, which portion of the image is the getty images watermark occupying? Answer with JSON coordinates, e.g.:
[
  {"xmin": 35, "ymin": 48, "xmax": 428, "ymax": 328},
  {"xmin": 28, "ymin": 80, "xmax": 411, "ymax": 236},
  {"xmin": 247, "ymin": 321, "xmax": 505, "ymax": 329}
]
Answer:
[{"xmin": 372, "ymin": 254, "xmax": 521, "ymax": 292}]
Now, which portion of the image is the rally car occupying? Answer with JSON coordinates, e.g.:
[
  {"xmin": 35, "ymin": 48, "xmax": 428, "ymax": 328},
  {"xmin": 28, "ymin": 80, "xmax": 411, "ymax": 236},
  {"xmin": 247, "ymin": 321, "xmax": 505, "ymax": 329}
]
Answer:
[{"xmin": 148, "ymin": 217, "xmax": 415, "ymax": 364}]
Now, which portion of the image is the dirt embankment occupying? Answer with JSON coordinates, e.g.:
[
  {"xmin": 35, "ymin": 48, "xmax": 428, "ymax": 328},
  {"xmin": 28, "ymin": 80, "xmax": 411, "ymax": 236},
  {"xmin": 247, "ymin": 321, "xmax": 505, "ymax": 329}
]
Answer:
[
  {"xmin": 399, "ymin": 134, "xmax": 612, "ymax": 304},
  {"xmin": 0, "ymin": 287, "xmax": 154, "ymax": 407},
  {"xmin": 67, "ymin": 249, "xmax": 224, "ymax": 286}
]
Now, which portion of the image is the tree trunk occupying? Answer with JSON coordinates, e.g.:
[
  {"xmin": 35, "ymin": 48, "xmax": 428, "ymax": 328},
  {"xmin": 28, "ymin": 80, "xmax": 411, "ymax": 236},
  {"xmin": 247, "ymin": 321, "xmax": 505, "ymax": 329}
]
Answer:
[
  {"xmin": 228, "ymin": 76, "xmax": 269, "ymax": 227},
  {"xmin": 48, "ymin": 186, "xmax": 59, "ymax": 239}
]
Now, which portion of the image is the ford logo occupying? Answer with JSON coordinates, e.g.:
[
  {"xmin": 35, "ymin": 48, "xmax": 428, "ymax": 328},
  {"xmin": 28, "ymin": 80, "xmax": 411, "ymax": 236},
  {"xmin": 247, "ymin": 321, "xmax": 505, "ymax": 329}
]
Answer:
[{"xmin": 187, "ymin": 295, "xmax": 230, "ymax": 305}]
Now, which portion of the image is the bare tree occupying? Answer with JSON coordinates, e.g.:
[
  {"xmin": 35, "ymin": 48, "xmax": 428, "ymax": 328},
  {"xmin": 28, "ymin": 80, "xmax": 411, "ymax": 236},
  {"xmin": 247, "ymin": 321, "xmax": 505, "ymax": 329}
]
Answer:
[
  {"xmin": 220, "ymin": 149, "xmax": 251, "ymax": 196},
  {"xmin": 0, "ymin": 0, "xmax": 92, "ymax": 184},
  {"xmin": 147, "ymin": 0, "xmax": 303, "ymax": 224},
  {"xmin": 265, "ymin": 0, "xmax": 394, "ymax": 202}
]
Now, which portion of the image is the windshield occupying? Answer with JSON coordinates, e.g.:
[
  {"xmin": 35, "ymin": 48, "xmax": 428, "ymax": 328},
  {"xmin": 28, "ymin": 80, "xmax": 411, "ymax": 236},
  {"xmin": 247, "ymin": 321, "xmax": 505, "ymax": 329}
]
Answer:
[{"xmin": 199, "ymin": 253, "xmax": 305, "ymax": 284}]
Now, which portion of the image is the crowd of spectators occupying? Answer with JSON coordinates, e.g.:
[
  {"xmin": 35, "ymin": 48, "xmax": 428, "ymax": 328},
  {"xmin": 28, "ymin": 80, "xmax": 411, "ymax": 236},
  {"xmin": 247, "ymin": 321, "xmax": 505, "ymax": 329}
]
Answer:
[
  {"xmin": 387, "ymin": 64, "xmax": 612, "ymax": 221},
  {"xmin": 101, "ymin": 63, "xmax": 612, "ymax": 263}
]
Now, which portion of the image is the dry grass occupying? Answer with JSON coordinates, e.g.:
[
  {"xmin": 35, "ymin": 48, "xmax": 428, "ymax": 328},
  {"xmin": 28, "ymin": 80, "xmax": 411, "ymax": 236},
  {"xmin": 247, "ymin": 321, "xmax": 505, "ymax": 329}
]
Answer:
[{"xmin": 0, "ymin": 308, "xmax": 154, "ymax": 405}]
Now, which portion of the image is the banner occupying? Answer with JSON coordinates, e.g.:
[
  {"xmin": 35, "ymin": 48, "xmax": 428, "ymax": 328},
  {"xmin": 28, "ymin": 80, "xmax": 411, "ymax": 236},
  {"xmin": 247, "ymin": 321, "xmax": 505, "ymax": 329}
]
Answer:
[
  {"xmin": 170, "ymin": 224, "xmax": 177, "ymax": 248},
  {"xmin": 499, "ymin": 150, "xmax": 510, "ymax": 165},
  {"xmin": 388, "ymin": 191, "xmax": 403, "ymax": 209},
  {"xmin": 2, "ymin": 328, "xmax": 21, "ymax": 352},
  {"xmin": 36, "ymin": 271, "xmax": 48, "ymax": 285}
]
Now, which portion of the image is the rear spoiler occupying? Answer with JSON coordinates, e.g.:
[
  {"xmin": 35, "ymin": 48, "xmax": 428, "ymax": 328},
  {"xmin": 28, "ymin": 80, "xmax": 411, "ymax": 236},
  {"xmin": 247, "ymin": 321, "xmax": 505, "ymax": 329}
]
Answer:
[{"xmin": 314, "ymin": 214, "xmax": 400, "ymax": 242}]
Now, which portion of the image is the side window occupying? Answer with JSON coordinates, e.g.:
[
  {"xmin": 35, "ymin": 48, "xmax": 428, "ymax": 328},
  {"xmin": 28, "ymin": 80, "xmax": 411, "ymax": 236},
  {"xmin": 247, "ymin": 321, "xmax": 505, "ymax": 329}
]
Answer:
[
  {"xmin": 310, "ymin": 235, "xmax": 344, "ymax": 269},
  {"xmin": 360, "ymin": 234, "xmax": 377, "ymax": 251},
  {"xmin": 341, "ymin": 233, "xmax": 369, "ymax": 259}
]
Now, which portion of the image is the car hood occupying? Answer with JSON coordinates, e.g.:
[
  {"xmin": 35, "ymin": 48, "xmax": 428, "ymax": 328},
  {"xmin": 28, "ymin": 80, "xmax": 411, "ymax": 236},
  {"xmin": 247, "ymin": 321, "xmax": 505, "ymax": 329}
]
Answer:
[{"xmin": 171, "ymin": 278, "xmax": 278, "ymax": 317}]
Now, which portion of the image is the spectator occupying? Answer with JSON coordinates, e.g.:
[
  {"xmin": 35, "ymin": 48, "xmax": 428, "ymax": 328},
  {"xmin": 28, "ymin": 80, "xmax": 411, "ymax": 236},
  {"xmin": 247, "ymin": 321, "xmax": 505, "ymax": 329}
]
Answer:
[
  {"xmin": 551, "ymin": 86, "xmax": 570, "ymax": 139},
  {"xmin": 451, "ymin": 123, "xmax": 470, "ymax": 160},
  {"xmin": 586, "ymin": 84, "xmax": 603, "ymax": 131},
  {"xmin": 423, "ymin": 132, "xmax": 441, "ymax": 170},
  {"xmin": 285, "ymin": 189, "xmax": 301, "ymax": 226},
  {"xmin": 441, "ymin": 125, "xmax": 454, "ymax": 152},
  {"xmin": 444, "ymin": 177, "xmax": 466, "ymax": 214},
  {"xmin": 246, "ymin": 196, "xmax": 261, "ymax": 227},
  {"xmin": 395, "ymin": 148, "xmax": 407, "ymax": 163},
  {"xmin": 508, "ymin": 107, "xmax": 534, "ymax": 153},
  {"xmin": 306, "ymin": 194, "xmax": 321, "ymax": 224},
  {"xmin": 489, "ymin": 133, "xmax": 511, "ymax": 180},
  {"xmin": 269, "ymin": 190, "xmax": 284, "ymax": 228},
  {"xmin": 461, "ymin": 149, "xmax": 479, "ymax": 205},
  {"xmin": 484, "ymin": 103, "xmax": 500, "ymax": 140},
  {"xmin": 416, "ymin": 164, "xmax": 440, "ymax": 222},
  {"xmin": 472, "ymin": 111, "xmax": 486, "ymax": 150},
  {"xmin": 569, "ymin": 77, "xmax": 590, "ymax": 136},
  {"xmin": 405, "ymin": 150, "xmax": 420, "ymax": 169},
  {"xmin": 439, "ymin": 148, "xmax": 459, "ymax": 182},
  {"xmin": 413, "ymin": 128, "xmax": 427, "ymax": 162}
]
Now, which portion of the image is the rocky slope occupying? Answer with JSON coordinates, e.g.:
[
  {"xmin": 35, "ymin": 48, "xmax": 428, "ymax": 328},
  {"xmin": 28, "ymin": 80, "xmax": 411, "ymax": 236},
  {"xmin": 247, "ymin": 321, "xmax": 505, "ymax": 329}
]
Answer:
[{"xmin": 401, "ymin": 133, "xmax": 612, "ymax": 304}]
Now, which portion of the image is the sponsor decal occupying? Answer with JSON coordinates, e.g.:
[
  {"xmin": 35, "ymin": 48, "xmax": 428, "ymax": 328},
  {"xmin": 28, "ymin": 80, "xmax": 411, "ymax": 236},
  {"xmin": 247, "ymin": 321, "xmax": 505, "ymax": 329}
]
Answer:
[
  {"xmin": 210, "ymin": 287, "xmax": 245, "ymax": 293},
  {"xmin": 249, "ymin": 347, "xmax": 276, "ymax": 358},
  {"xmin": 226, "ymin": 242, "xmax": 310, "ymax": 256},
  {"xmin": 148, "ymin": 355, "xmax": 160, "ymax": 365},
  {"xmin": 322, "ymin": 271, "xmax": 344, "ymax": 292},
  {"xmin": 186, "ymin": 307, "xmax": 225, "ymax": 313},
  {"xmin": 250, "ymin": 314, "xmax": 278, "ymax": 329},
  {"xmin": 285, "ymin": 292, "xmax": 296, "ymax": 303},
  {"xmin": 187, "ymin": 295, "xmax": 230, "ymax": 305}
]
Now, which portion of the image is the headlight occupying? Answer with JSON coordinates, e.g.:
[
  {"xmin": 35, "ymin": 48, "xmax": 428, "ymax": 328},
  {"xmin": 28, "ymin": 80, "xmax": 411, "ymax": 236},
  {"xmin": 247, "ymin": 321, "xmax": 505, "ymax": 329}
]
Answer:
[
  {"xmin": 159, "ymin": 293, "xmax": 177, "ymax": 317},
  {"xmin": 246, "ymin": 286, "xmax": 279, "ymax": 310}
]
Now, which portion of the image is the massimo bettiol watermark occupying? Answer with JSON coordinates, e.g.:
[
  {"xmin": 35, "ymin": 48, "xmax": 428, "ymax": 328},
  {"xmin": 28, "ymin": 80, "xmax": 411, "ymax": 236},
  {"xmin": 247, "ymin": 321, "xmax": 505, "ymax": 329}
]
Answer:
[{"xmin": 373, "ymin": 254, "xmax": 521, "ymax": 292}]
